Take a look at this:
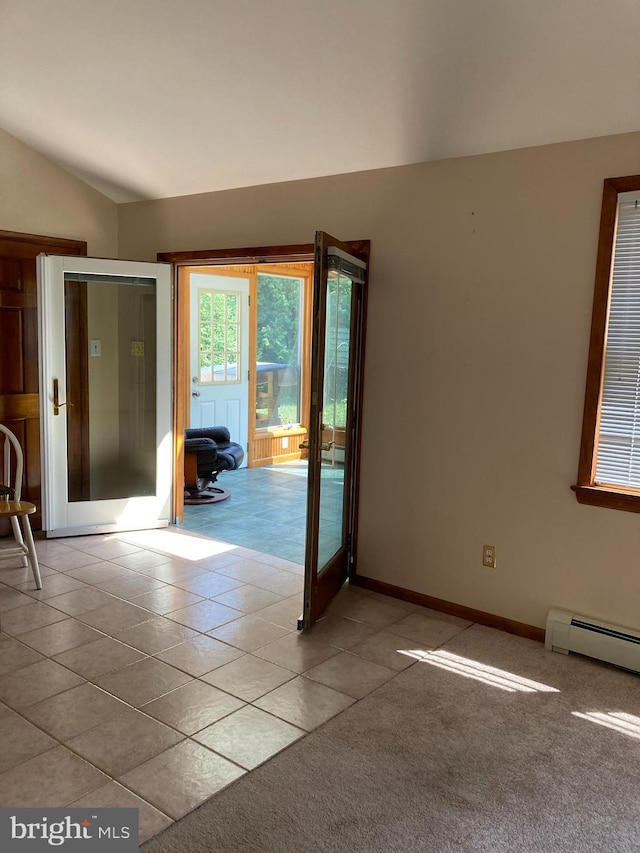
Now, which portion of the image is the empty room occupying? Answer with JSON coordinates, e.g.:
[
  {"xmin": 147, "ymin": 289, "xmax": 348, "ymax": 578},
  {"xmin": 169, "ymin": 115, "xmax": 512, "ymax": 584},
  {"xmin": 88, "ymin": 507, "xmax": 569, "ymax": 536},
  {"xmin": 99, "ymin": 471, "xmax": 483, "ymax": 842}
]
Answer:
[{"xmin": 1, "ymin": 2, "xmax": 640, "ymax": 851}]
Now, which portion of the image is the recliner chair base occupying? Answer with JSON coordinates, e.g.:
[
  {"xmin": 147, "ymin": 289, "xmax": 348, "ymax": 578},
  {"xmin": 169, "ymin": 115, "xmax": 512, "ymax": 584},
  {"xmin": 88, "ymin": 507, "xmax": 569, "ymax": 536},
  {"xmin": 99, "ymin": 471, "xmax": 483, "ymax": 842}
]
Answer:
[
  {"xmin": 184, "ymin": 482, "xmax": 231, "ymax": 505},
  {"xmin": 183, "ymin": 426, "xmax": 244, "ymax": 507}
]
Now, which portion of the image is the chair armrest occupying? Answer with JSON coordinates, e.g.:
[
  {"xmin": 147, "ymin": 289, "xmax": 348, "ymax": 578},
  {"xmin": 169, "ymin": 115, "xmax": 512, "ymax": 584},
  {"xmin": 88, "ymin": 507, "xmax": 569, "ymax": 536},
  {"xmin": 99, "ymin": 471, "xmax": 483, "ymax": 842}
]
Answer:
[
  {"xmin": 184, "ymin": 437, "xmax": 218, "ymax": 454},
  {"xmin": 185, "ymin": 426, "xmax": 231, "ymax": 444}
]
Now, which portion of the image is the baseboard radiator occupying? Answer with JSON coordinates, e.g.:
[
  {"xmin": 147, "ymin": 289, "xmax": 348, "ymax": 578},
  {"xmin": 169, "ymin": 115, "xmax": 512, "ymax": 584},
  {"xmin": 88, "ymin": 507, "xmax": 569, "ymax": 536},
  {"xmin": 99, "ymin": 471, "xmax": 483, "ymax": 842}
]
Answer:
[{"xmin": 545, "ymin": 608, "xmax": 640, "ymax": 673}]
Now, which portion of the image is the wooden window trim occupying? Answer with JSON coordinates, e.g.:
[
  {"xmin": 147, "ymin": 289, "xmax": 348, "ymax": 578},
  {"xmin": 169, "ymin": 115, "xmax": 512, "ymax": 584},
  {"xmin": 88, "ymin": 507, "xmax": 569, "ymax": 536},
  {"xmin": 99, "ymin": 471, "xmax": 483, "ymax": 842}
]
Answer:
[{"xmin": 575, "ymin": 174, "xmax": 640, "ymax": 512}]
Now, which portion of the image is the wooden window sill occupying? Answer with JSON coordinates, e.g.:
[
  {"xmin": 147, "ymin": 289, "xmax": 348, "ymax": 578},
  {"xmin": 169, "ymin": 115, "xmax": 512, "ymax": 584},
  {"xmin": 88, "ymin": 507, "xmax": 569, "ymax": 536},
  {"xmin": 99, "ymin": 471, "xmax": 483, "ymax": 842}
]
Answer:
[
  {"xmin": 255, "ymin": 426, "xmax": 307, "ymax": 439},
  {"xmin": 572, "ymin": 484, "xmax": 640, "ymax": 513}
]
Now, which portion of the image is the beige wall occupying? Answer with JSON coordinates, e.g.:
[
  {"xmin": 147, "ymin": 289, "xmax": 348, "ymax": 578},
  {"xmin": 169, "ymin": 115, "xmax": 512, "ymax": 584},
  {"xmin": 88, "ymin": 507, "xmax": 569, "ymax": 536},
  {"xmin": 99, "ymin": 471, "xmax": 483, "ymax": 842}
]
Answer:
[
  {"xmin": 0, "ymin": 128, "xmax": 117, "ymax": 255},
  {"xmin": 119, "ymin": 132, "xmax": 639, "ymax": 630}
]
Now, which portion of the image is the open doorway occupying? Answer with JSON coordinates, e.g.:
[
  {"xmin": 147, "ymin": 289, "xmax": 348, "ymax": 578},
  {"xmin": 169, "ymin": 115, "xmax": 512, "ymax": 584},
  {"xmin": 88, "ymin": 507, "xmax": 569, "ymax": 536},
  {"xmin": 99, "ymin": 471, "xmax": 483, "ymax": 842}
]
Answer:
[
  {"xmin": 178, "ymin": 260, "xmax": 316, "ymax": 564},
  {"xmin": 164, "ymin": 236, "xmax": 369, "ymax": 629}
]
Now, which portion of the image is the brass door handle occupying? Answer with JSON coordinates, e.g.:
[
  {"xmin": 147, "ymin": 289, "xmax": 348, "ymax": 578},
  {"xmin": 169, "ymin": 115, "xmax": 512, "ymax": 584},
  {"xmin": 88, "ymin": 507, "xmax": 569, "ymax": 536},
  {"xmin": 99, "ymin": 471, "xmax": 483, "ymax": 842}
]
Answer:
[
  {"xmin": 299, "ymin": 440, "xmax": 333, "ymax": 451},
  {"xmin": 53, "ymin": 378, "xmax": 74, "ymax": 416}
]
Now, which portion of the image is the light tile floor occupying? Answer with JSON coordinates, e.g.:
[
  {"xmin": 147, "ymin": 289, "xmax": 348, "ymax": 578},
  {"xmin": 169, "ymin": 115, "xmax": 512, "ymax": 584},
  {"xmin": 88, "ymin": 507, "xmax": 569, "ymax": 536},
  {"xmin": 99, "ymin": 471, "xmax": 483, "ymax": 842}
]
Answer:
[{"xmin": 0, "ymin": 526, "xmax": 472, "ymax": 844}]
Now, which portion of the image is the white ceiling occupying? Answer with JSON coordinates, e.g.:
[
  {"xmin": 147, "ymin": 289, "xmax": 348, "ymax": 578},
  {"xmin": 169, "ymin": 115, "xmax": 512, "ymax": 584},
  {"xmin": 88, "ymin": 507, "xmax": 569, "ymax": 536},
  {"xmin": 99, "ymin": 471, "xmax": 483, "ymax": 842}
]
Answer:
[{"xmin": 1, "ymin": 0, "xmax": 639, "ymax": 203}]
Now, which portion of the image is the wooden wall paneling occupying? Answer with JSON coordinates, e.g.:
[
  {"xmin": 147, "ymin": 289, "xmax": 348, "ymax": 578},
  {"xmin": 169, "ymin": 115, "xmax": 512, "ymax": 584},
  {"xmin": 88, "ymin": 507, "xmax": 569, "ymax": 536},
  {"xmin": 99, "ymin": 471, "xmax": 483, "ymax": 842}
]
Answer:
[{"xmin": 0, "ymin": 230, "xmax": 86, "ymax": 531}]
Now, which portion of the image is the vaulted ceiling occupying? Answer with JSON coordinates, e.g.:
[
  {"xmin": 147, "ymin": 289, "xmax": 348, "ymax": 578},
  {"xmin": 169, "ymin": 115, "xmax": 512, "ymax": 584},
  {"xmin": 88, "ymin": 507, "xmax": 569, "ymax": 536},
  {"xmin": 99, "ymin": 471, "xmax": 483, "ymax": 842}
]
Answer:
[{"xmin": 1, "ymin": 0, "xmax": 639, "ymax": 203}]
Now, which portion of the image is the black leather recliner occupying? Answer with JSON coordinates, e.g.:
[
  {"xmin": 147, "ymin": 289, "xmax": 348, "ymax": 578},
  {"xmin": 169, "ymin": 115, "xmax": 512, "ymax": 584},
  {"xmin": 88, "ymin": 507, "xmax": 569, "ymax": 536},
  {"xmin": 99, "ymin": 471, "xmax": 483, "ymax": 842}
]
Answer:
[{"xmin": 184, "ymin": 426, "xmax": 244, "ymax": 504}]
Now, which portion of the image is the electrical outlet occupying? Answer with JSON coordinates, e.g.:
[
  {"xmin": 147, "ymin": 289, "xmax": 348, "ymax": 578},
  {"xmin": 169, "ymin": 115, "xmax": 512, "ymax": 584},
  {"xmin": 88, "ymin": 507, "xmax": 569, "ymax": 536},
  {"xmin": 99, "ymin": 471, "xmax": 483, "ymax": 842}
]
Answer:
[
  {"xmin": 130, "ymin": 340, "xmax": 145, "ymax": 357},
  {"xmin": 483, "ymin": 545, "xmax": 496, "ymax": 568}
]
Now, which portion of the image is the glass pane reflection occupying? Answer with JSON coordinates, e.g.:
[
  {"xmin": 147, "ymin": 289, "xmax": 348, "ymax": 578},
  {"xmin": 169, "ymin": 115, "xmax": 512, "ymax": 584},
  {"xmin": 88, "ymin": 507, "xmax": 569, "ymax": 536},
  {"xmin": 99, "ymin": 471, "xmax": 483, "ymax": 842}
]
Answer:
[{"xmin": 317, "ymin": 272, "xmax": 353, "ymax": 571}]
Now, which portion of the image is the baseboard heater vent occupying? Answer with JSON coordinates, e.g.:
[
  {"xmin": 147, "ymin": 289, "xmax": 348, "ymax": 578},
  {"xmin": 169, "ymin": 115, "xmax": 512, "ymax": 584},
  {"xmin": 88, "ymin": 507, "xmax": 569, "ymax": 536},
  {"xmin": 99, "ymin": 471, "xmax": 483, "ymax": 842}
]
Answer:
[{"xmin": 545, "ymin": 608, "xmax": 640, "ymax": 673}]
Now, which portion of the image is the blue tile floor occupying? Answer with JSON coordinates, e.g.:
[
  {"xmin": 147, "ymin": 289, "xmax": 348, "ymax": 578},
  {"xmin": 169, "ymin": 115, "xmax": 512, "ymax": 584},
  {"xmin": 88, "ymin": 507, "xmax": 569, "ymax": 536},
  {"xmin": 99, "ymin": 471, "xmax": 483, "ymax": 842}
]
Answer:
[{"xmin": 179, "ymin": 461, "xmax": 345, "ymax": 565}]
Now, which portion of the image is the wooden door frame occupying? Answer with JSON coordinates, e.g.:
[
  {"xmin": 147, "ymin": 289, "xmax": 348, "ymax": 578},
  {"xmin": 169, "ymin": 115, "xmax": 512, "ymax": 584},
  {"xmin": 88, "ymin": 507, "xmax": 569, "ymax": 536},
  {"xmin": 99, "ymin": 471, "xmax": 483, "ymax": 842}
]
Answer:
[{"xmin": 158, "ymin": 242, "xmax": 369, "ymax": 552}]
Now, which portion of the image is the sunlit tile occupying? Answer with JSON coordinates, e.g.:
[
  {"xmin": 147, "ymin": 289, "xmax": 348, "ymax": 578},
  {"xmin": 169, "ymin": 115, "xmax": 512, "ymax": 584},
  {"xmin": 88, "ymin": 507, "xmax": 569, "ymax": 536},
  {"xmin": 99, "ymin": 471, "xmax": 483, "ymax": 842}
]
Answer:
[
  {"xmin": 208, "ymin": 614, "xmax": 292, "ymax": 652},
  {"xmin": 168, "ymin": 600, "xmax": 242, "ymax": 633},
  {"xmin": 46, "ymin": 587, "xmax": 118, "ymax": 617},
  {"xmin": 95, "ymin": 657, "xmax": 191, "ymax": 706},
  {"xmin": 0, "ymin": 636, "xmax": 44, "ymax": 677},
  {"xmin": 350, "ymin": 630, "xmax": 421, "ymax": 671},
  {"xmin": 254, "ymin": 595, "xmax": 303, "ymax": 630},
  {"xmin": 19, "ymin": 618, "xmax": 105, "ymax": 656},
  {"xmin": 155, "ymin": 635, "xmax": 243, "ymax": 677},
  {"xmin": 0, "ymin": 746, "xmax": 108, "ymax": 807},
  {"xmin": 132, "ymin": 586, "xmax": 204, "ymax": 615},
  {"xmin": 0, "ymin": 601, "xmax": 68, "ymax": 636},
  {"xmin": 22, "ymin": 682, "xmax": 129, "ymax": 740},
  {"xmin": 0, "ymin": 658, "xmax": 84, "ymax": 710},
  {"xmin": 254, "ymin": 676, "xmax": 354, "ymax": 731},
  {"xmin": 67, "ymin": 707, "xmax": 184, "ymax": 777},
  {"xmin": 70, "ymin": 781, "xmax": 173, "ymax": 844},
  {"xmin": 120, "ymin": 740, "xmax": 244, "ymax": 820},
  {"xmin": 307, "ymin": 615, "xmax": 376, "ymax": 650},
  {"xmin": 201, "ymin": 653, "xmax": 294, "ymax": 701},
  {"xmin": 53, "ymin": 636, "xmax": 146, "ymax": 680},
  {"xmin": 142, "ymin": 680, "xmax": 244, "ymax": 735},
  {"xmin": 304, "ymin": 651, "xmax": 396, "ymax": 699},
  {"xmin": 114, "ymin": 617, "xmax": 197, "ymax": 655},
  {"xmin": 194, "ymin": 705, "xmax": 303, "ymax": 769},
  {"xmin": 213, "ymin": 584, "xmax": 282, "ymax": 614},
  {"xmin": 0, "ymin": 711, "xmax": 56, "ymax": 772},
  {"xmin": 254, "ymin": 632, "xmax": 338, "ymax": 674},
  {"xmin": 77, "ymin": 600, "xmax": 155, "ymax": 634}
]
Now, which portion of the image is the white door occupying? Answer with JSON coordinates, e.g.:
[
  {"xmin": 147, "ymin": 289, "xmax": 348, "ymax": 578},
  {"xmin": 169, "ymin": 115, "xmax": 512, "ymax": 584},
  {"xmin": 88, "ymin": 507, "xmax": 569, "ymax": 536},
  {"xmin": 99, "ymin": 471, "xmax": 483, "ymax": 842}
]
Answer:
[
  {"xmin": 37, "ymin": 255, "xmax": 172, "ymax": 537},
  {"xmin": 189, "ymin": 270, "xmax": 249, "ymax": 464}
]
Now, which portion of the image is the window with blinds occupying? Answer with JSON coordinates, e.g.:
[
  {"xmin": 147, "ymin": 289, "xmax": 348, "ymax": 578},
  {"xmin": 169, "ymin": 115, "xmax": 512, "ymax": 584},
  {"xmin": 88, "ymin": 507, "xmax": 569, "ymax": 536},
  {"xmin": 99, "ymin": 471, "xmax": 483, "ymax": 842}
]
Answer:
[
  {"xmin": 594, "ymin": 197, "xmax": 640, "ymax": 488},
  {"xmin": 575, "ymin": 176, "xmax": 640, "ymax": 513}
]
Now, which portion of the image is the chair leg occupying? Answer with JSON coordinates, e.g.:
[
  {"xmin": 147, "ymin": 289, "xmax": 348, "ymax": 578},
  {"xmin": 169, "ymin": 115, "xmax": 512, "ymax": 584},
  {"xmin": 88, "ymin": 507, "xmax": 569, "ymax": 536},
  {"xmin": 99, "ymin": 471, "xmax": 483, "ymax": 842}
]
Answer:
[
  {"xmin": 10, "ymin": 515, "xmax": 28, "ymax": 567},
  {"xmin": 20, "ymin": 516, "xmax": 42, "ymax": 590}
]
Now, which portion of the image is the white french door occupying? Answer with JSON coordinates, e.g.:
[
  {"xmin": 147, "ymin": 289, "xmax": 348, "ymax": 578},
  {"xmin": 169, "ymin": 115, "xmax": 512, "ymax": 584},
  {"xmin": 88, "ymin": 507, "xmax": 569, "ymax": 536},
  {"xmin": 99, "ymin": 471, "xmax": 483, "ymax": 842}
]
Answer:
[
  {"xmin": 188, "ymin": 270, "xmax": 249, "ymax": 462},
  {"xmin": 37, "ymin": 255, "xmax": 172, "ymax": 537}
]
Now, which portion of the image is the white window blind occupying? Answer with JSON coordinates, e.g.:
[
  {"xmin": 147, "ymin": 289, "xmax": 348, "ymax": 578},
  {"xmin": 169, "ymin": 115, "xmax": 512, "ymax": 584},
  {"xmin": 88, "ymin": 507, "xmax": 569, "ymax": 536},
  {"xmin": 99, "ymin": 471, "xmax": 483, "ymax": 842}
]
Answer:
[{"xmin": 595, "ymin": 198, "xmax": 640, "ymax": 488}]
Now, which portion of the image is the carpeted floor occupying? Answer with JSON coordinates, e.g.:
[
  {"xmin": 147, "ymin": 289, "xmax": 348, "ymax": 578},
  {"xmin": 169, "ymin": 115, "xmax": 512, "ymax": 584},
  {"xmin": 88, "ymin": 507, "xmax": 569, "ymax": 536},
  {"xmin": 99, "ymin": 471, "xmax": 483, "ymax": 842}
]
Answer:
[{"xmin": 142, "ymin": 624, "xmax": 640, "ymax": 852}]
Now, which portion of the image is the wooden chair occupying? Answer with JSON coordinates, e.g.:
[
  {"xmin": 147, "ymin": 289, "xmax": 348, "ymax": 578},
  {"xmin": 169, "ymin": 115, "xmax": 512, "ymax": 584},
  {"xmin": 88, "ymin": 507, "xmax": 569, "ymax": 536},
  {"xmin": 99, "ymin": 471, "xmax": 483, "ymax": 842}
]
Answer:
[{"xmin": 0, "ymin": 424, "xmax": 42, "ymax": 589}]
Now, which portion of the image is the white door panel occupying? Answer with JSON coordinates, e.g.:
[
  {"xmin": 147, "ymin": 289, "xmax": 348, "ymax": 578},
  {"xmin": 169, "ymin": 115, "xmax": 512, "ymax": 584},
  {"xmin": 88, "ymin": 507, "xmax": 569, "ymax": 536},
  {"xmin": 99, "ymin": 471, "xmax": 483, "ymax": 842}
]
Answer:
[
  {"xmin": 37, "ymin": 255, "xmax": 172, "ymax": 537},
  {"xmin": 189, "ymin": 272, "xmax": 249, "ymax": 464}
]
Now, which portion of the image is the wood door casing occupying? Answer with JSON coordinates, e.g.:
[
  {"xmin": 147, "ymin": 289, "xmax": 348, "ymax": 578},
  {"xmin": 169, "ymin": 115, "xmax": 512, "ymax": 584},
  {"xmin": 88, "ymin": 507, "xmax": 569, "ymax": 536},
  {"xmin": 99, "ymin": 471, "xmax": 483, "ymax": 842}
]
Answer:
[{"xmin": 0, "ymin": 231, "xmax": 86, "ymax": 530}]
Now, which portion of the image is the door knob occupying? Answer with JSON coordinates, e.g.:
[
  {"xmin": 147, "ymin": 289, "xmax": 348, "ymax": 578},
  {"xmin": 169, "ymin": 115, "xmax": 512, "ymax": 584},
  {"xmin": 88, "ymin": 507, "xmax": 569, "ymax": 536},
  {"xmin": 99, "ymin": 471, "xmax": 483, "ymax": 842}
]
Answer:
[{"xmin": 192, "ymin": 391, "xmax": 201, "ymax": 397}]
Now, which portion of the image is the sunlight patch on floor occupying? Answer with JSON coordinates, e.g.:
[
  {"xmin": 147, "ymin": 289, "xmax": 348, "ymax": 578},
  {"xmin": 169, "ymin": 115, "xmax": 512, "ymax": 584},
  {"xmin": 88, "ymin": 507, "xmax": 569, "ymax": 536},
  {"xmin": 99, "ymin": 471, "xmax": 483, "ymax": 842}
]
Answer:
[
  {"xmin": 117, "ymin": 528, "xmax": 238, "ymax": 561},
  {"xmin": 404, "ymin": 649, "xmax": 560, "ymax": 693},
  {"xmin": 572, "ymin": 710, "xmax": 640, "ymax": 740}
]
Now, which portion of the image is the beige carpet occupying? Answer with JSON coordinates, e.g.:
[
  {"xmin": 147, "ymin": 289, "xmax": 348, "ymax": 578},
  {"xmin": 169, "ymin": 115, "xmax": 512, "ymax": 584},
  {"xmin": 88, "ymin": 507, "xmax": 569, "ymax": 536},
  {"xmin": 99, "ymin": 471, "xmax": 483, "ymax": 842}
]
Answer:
[{"xmin": 142, "ymin": 624, "xmax": 640, "ymax": 852}]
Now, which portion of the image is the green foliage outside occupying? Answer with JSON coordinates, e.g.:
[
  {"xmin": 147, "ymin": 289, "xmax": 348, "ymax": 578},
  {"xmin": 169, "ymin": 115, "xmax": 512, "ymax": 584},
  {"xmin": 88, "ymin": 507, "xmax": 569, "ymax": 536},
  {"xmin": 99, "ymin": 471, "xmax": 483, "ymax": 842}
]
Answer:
[
  {"xmin": 255, "ymin": 273, "xmax": 354, "ymax": 428},
  {"xmin": 256, "ymin": 275, "xmax": 301, "ymax": 364},
  {"xmin": 256, "ymin": 275, "xmax": 302, "ymax": 425}
]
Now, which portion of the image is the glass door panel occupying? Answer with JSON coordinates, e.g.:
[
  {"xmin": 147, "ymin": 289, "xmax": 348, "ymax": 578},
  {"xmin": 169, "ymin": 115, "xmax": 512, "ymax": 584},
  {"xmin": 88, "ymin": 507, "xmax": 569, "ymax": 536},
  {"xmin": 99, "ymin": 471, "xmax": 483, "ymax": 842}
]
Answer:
[
  {"xmin": 317, "ymin": 271, "xmax": 353, "ymax": 568},
  {"xmin": 302, "ymin": 233, "xmax": 367, "ymax": 629},
  {"xmin": 38, "ymin": 256, "xmax": 172, "ymax": 537}
]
